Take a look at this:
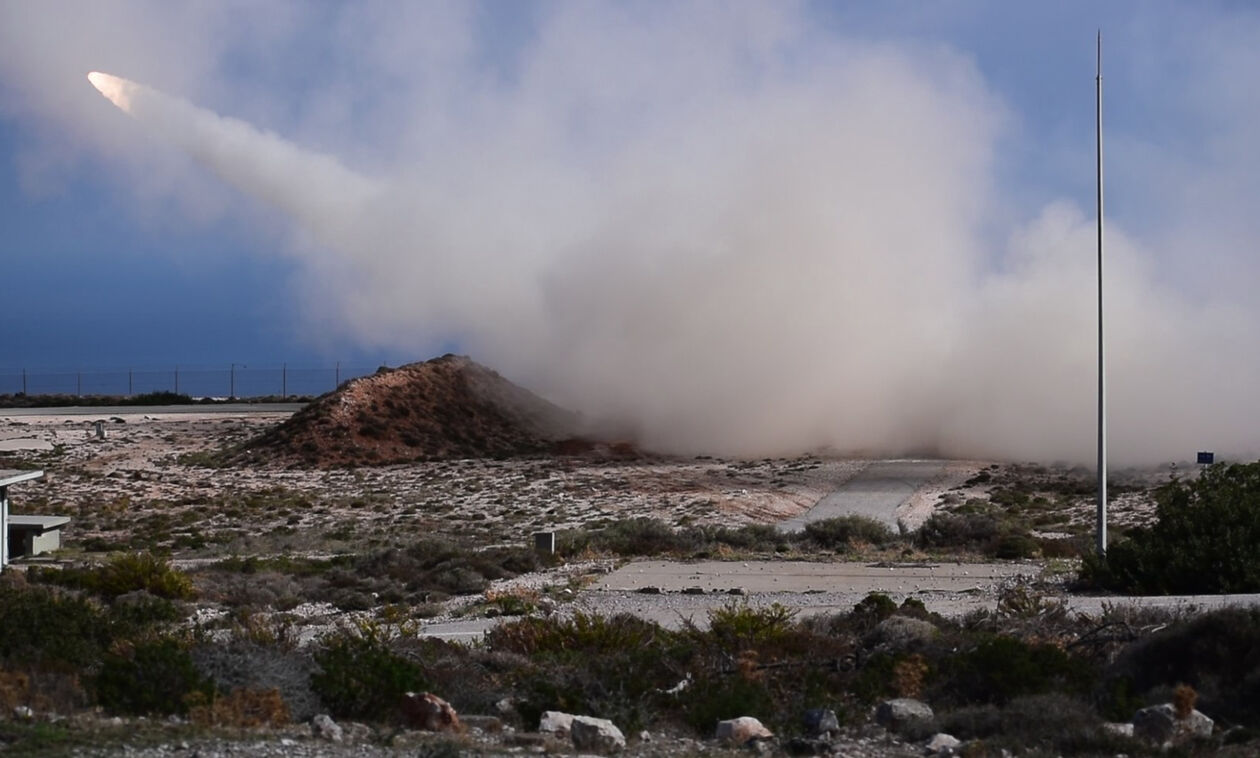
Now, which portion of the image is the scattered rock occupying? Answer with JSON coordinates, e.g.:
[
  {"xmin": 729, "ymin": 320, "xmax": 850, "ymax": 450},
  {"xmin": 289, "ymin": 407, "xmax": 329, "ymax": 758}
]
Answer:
[
  {"xmin": 716, "ymin": 717, "xmax": 773, "ymax": 746},
  {"xmin": 1102, "ymin": 722, "xmax": 1134, "ymax": 738},
  {"xmin": 12, "ymin": 705, "xmax": 33, "ymax": 720},
  {"xmin": 682, "ymin": 586, "xmax": 706, "ymax": 595},
  {"xmin": 539, "ymin": 710, "xmax": 575, "ymax": 737},
  {"xmin": 925, "ymin": 732, "xmax": 961, "ymax": 756},
  {"xmin": 637, "ymin": 586, "xmax": 662, "ymax": 595},
  {"xmin": 802, "ymin": 708, "xmax": 839, "ymax": 737},
  {"xmin": 1132, "ymin": 703, "xmax": 1213, "ymax": 745},
  {"xmin": 874, "ymin": 698, "xmax": 934, "ymax": 734},
  {"xmin": 400, "ymin": 692, "xmax": 462, "ymax": 732},
  {"xmin": 310, "ymin": 714, "xmax": 343, "ymax": 742},
  {"xmin": 571, "ymin": 715, "xmax": 626, "ymax": 753}
]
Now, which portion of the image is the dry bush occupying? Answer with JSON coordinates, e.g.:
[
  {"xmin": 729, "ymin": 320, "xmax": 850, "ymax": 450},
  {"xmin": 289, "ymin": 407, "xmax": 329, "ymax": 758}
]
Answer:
[
  {"xmin": 191, "ymin": 640, "xmax": 320, "ymax": 722},
  {"xmin": 1173, "ymin": 683, "xmax": 1198, "ymax": 718},
  {"xmin": 188, "ymin": 687, "xmax": 290, "ymax": 728},
  {"xmin": 893, "ymin": 654, "xmax": 928, "ymax": 698}
]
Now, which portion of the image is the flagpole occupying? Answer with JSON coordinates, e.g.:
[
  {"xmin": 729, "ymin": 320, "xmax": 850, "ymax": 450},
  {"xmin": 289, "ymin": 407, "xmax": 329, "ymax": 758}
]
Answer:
[{"xmin": 1095, "ymin": 31, "xmax": 1108, "ymax": 556}]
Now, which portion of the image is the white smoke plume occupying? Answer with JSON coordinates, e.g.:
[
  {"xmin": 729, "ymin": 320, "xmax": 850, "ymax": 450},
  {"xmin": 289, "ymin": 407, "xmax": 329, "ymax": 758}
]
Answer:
[{"xmin": 11, "ymin": 3, "xmax": 1260, "ymax": 464}]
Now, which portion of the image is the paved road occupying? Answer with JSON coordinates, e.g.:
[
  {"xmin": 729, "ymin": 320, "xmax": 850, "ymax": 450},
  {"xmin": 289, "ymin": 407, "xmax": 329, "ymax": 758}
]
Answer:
[
  {"xmin": 777, "ymin": 459, "xmax": 946, "ymax": 533},
  {"xmin": 0, "ymin": 403, "xmax": 305, "ymax": 416}
]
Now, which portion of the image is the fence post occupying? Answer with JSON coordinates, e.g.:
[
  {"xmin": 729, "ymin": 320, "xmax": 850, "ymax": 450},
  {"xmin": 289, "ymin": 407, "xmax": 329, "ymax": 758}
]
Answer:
[
  {"xmin": 174, "ymin": 366, "xmax": 179, "ymax": 395},
  {"xmin": 21, "ymin": 368, "xmax": 26, "ymax": 395},
  {"xmin": 128, "ymin": 369, "xmax": 133, "ymax": 396},
  {"xmin": 76, "ymin": 372, "xmax": 81, "ymax": 397},
  {"xmin": 282, "ymin": 363, "xmax": 287, "ymax": 398},
  {"xmin": 335, "ymin": 361, "xmax": 340, "ymax": 390}
]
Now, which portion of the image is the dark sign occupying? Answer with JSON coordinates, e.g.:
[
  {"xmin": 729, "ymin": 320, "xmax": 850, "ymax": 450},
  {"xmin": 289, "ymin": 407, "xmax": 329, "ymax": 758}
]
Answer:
[{"xmin": 1197, "ymin": 451, "xmax": 1215, "ymax": 465}]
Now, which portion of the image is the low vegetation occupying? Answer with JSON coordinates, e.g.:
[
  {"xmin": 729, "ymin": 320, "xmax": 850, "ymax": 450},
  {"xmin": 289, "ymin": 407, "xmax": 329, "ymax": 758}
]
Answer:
[
  {"xmin": 4, "ymin": 543, "xmax": 1256, "ymax": 756},
  {"xmin": 1080, "ymin": 461, "xmax": 1260, "ymax": 594}
]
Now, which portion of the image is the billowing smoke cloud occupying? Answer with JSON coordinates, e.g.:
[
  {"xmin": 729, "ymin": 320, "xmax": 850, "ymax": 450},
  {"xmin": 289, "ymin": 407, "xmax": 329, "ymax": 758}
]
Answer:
[{"xmin": 10, "ymin": 3, "xmax": 1260, "ymax": 464}]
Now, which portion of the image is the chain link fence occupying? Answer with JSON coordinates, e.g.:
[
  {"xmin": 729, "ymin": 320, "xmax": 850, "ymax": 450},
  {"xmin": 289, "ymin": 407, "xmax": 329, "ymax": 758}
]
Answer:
[{"xmin": 0, "ymin": 364, "xmax": 383, "ymax": 399}]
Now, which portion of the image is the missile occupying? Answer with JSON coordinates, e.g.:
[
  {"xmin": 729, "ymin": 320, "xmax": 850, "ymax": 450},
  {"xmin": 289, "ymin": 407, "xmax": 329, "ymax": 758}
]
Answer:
[{"xmin": 84, "ymin": 70, "xmax": 378, "ymax": 232}]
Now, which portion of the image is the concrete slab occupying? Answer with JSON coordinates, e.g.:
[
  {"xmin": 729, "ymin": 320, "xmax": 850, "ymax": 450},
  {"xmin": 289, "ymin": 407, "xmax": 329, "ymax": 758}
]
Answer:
[
  {"xmin": 777, "ymin": 459, "xmax": 946, "ymax": 532},
  {"xmin": 593, "ymin": 559, "xmax": 1037, "ymax": 594}
]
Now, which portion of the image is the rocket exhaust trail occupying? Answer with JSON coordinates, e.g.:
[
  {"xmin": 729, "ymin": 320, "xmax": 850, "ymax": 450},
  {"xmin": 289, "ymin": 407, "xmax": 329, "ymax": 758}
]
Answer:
[{"xmin": 86, "ymin": 71, "xmax": 378, "ymax": 236}]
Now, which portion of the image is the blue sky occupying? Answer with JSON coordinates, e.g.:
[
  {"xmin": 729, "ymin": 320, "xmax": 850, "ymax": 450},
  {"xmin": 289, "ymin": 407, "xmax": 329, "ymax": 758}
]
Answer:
[{"xmin": 1, "ymin": 1, "xmax": 1257, "ymax": 460}]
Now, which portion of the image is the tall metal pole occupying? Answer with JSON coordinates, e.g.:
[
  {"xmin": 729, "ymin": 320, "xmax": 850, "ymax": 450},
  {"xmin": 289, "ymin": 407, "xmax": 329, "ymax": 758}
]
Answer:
[{"xmin": 1095, "ymin": 32, "xmax": 1108, "ymax": 556}]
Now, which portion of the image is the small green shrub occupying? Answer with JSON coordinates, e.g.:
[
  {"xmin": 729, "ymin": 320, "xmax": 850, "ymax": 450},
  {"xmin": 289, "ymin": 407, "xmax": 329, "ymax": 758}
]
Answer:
[
  {"xmin": 37, "ymin": 553, "xmax": 195, "ymax": 601},
  {"xmin": 802, "ymin": 516, "xmax": 896, "ymax": 550},
  {"xmin": 916, "ymin": 511, "xmax": 1001, "ymax": 551},
  {"xmin": 705, "ymin": 602, "xmax": 799, "ymax": 653},
  {"xmin": 93, "ymin": 637, "xmax": 214, "ymax": 716},
  {"xmin": 488, "ymin": 612, "xmax": 672, "ymax": 657},
  {"xmin": 311, "ymin": 622, "xmax": 429, "ymax": 721},
  {"xmin": 0, "ymin": 584, "xmax": 109, "ymax": 671},
  {"xmin": 938, "ymin": 635, "xmax": 1096, "ymax": 706}
]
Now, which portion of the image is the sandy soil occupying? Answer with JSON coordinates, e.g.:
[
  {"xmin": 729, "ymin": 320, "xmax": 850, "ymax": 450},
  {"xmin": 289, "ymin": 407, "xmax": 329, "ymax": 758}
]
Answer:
[{"xmin": 0, "ymin": 410, "xmax": 870, "ymax": 555}]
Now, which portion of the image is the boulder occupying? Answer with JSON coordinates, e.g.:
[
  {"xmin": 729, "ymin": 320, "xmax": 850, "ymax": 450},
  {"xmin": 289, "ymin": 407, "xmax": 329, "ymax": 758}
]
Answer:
[
  {"xmin": 311, "ymin": 714, "xmax": 343, "ymax": 742},
  {"xmin": 802, "ymin": 708, "xmax": 839, "ymax": 737},
  {"xmin": 400, "ymin": 692, "xmax": 462, "ymax": 732},
  {"xmin": 716, "ymin": 716, "xmax": 774, "ymax": 745},
  {"xmin": 874, "ymin": 698, "xmax": 934, "ymax": 734},
  {"xmin": 1132, "ymin": 703, "xmax": 1213, "ymax": 745},
  {"xmin": 925, "ymin": 732, "xmax": 961, "ymax": 756},
  {"xmin": 571, "ymin": 715, "xmax": 626, "ymax": 753},
  {"xmin": 866, "ymin": 616, "xmax": 938, "ymax": 652},
  {"xmin": 539, "ymin": 710, "xmax": 575, "ymax": 736}
]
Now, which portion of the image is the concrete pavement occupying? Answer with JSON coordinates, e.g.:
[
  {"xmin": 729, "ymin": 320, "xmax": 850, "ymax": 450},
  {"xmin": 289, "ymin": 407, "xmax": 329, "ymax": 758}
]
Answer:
[{"xmin": 777, "ymin": 459, "xmax": 946, "ymax": 533}]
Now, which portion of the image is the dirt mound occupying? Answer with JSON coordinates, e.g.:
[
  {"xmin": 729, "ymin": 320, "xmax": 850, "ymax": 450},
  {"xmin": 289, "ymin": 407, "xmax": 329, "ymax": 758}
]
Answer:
[{"xmin": 232, "ymin": 355, "xmax": 582, "ymax": 467}]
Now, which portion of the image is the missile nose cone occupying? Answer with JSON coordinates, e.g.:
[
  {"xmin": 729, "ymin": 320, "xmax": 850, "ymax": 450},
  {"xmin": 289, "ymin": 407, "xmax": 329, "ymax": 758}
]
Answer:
[{"xmin": 86, "ymin": 71, "xmax": 134, "ymax": 113}]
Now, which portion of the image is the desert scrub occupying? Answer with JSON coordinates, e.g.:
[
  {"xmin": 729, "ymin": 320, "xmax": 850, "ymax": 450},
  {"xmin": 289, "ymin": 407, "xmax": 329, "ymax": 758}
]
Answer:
[
  {"xmin": 0, "ymin": 581, "xmax": 110, "ymax": 671},
  {"xmin": 489, "ymin": 613, "xmax": 688, "ymax": 731},
  {"xmin": 916, "ymin": 505, "xmax": 1039, "ymax": 559},
  {"xmin": 801, "ymin": 515, "xmax": 897, "ymax": 551},
  {"xmin": 1104, "ymin": 606, "xmax": 1260, "ymax": 729},
  {"xmin": 311, "ymin": 621, "xmax": 430, "ymax": 721},
  {"xmin": 32, "ymin": 552, "xmax": 195, "ymax": 600},
  {"xmin": 1080, "ymin": 460, "xmax": 1260, "ymax": 593},
  {"xmin": 93, "ymin": 637, "xmax": 215, "ymax": 716}
]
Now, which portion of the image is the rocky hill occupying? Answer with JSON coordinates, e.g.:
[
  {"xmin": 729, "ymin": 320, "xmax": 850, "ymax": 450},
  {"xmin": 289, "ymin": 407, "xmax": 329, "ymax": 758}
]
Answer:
[{"xmin": 233, "ymin": 355, "xmax": 581, "ymax": 467}]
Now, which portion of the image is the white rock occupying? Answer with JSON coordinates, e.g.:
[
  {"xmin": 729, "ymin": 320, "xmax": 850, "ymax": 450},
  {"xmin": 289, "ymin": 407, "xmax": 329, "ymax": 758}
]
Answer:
[
  {"xmin": 875, "ymin": 698, "xmax": 934, "ymax": 733},
  {"xmin": 571, "ymin": 715, "xmax": 626, "ymax": 753},
  {"xmin": 925, "ymin": 732, "xmax": 961, "ymax": 755},
  {"xmin": 539, "ymin": 710, "xmax": 575, "ymax": 736},
  {"xmin": 1102, "ymin": 722, "xmax": 1134, "ymax": 738},
  {"xmin": 1132, "ymin": 703, "xmax": 1213, "ymax": 745},
  {"xmin": 715, "ymin": 716, "xmax": 774, "ymax": 745},
  {"xmin": 311, "ymin": 713, "xmax": 343, "ymax": 742}
]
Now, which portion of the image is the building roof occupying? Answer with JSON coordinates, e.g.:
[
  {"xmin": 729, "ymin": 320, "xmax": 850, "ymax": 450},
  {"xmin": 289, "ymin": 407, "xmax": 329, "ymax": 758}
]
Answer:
[
  {"xmin": 0, "ymin": 470, "xmax": 44, "ymax": 488},
  {"xmin": 8, "ymin": 515, "xmax": 70, "ymax": 532}
]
